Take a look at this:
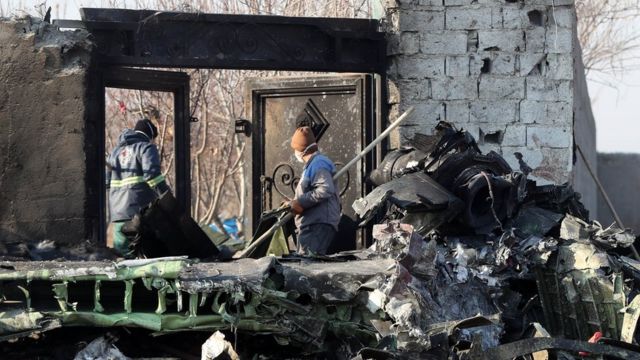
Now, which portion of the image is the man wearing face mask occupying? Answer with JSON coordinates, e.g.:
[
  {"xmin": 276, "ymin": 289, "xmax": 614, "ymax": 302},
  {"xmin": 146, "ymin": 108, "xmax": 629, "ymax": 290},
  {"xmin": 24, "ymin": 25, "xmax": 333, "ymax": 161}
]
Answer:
[
  {"xmin": 106, "ymin": 118, "xmax": 171, "ymax": 257},
  {"xmin": 288, "ymin": 126, "xmax": 341, "ymax": 255}
]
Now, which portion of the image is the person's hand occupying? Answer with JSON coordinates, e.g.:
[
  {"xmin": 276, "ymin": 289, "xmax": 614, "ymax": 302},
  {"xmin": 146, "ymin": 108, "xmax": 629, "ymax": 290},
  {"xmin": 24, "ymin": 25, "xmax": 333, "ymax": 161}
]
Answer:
[{"xmin": 289, "ymin": 199, "xmax": 304, "ymax": 215}]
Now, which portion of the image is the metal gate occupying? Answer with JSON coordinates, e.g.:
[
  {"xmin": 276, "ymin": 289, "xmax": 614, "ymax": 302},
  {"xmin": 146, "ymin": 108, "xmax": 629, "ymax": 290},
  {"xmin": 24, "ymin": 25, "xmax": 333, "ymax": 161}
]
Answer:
[{"xmin": 244, "ymin": 74, "xmax": 381, "ymax": 250}]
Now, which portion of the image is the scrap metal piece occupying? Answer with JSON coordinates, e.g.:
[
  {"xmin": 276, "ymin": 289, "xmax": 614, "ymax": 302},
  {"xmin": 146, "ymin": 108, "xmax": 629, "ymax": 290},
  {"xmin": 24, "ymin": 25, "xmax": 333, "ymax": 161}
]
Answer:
[
  {"xmin": 513, "ymin": 235, "xmax": 558, "ymax": 265},
  {"xmin": 281, "ymin": 259, "xmax": 396, "ymax": 303},
  {"xmin": 560, "ymin": 214, "xmax": 636, "ymax": 250},
  {"xmin": 368, "ymin": 148, "xmax": 426, "ymax": 186},
  {"xmin": 536, "ymin": 242, "xmax": 627, "ymax": 340},
  {"xmin": 129, "ymin": 192, "xmax": 221, "ymax": 259},
  {"xmin": 372, "ymin": 222, "xmax": 425, "ymax": 271},
  {"xmin": 353, "ymin": 172, "xmax": 463, "ymax": 235},
  {"xmin": 594, "ymin": 223, "xmax": 636, "ymax": 250},
  {"xmin": 620, "ymin": 256, "xmax": 640, "ymax": 282},
  {"xmin": 511, "ymin": 206, "xmax": 564, "ymax": 238},
  {"xmin": 621, "ymin": 295, "xmax": 640, "ymax": 343},
  {"xmin": 559, "ymin": 214, "xmax": 592, "ymax": 241},
  {"xmin": 527, "ymin": 183, "xmax": 589, "ymax": 221},
  {"xmin": 429, "ymin": 150, "xmax": 511, "ymax": 190},
  {"xmin": 0, "ymin": 310, "xmax": 61, "ymax": 342}
]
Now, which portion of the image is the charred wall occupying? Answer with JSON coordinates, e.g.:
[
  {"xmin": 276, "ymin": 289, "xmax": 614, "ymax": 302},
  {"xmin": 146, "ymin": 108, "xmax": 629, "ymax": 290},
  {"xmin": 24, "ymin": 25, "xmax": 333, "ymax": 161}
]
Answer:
[
  {"xmin": 0, "ymin": 18, "xmax": 94, "ymax": 245},
  {"xmin": 385, "ymin": 0, "xmax": 598, "ymax": 216}
]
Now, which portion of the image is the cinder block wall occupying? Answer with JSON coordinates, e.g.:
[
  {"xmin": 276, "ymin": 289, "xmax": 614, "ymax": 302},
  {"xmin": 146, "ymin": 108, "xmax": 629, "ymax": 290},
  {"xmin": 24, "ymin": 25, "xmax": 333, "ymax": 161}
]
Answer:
[
  {"xmin": 0, "ymin": 18, "xmax": 94, "ymax": 245},
  {"xmin": 385, "ymin": 0, "xmax": 593, "ymax": 196}
]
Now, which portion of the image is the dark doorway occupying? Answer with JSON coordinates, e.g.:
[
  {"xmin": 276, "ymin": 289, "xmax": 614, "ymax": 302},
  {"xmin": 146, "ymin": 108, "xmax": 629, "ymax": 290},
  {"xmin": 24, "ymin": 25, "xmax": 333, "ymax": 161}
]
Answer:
[
  {"xmin": 245, "ymin": 74, "xmax": 381, "ymax": 250},
  {"xmin": 100, "ymin": 67, "xmax": 190, "ymax": 242}
]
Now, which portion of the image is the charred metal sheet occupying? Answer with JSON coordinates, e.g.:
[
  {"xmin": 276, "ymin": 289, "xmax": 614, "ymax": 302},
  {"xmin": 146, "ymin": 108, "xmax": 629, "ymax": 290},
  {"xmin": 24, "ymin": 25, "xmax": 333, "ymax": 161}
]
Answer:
[
  {"xmin": 73, "ymin": 335, "xmax": 128, "ymax": 360},
  {"xmin": 127, "ymin": 191, "xmax": 220, "ymax": 259},
  {"xmin": 535, "ymin": 242, "xmax": 626, "ymax": 340},
  {"xmin": 560, "ymin": 214, "xmax": 636, "ymax": 250},
  {"xmin": 353, "ymin": 172, "xmax": 463, "ymax": 235},
  {"xmin": 371, "ymin": 222, "xmax": 425, "ymax": 271},
  {"xmin": 178, "ymin": 257, "xmax": 276, "ymax": 293},
  {"xmin": 367, "ymin": 148, "xmax": 428, "ymax": 186},
  {"xmin": 280, "ymin": 259, "xmax": 395, "ymax": 302},
  {"xmin": 356, "ymin": 123, "xmax": 530, "ymax": 235},
  {"xmin": 78, "ymin": 8, "xmax": 386, "ymax": 73},
  {"xmin": 526, "ymin": 183, "xmax": 589, "ymax": 220},
  {"xmin": 511, "ymin": 206, "xmax": 564, "ymax": 238},
  {"xmin": 0, "ymin": 257, "xmax": 401, "ymax": 353},
  {"xmin": 449, "ymin": 315, "xmax": 503, "ymax": 353}
]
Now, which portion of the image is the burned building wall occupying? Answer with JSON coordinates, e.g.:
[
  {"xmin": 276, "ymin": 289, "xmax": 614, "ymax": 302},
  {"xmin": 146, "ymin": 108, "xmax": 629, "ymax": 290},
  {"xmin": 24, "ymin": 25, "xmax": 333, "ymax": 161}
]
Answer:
[
  {"xmin": 0, "ymin": 18, "xmax": 94, "ymax": 245},
  {"xmin": 385, "ymin": 0, "xmax": 598, "ymax": 216}
]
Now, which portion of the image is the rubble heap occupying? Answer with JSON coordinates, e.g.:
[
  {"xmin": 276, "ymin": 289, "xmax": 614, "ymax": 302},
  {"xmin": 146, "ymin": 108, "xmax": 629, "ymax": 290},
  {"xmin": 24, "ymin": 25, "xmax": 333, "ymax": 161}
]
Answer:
[
  {"xmin": 347, "ymin": 122, "xmax": 640, "ymax": 358},
  {"xmin": 2, "ymin": 122, "xmax": 640, "ymax": 359}
]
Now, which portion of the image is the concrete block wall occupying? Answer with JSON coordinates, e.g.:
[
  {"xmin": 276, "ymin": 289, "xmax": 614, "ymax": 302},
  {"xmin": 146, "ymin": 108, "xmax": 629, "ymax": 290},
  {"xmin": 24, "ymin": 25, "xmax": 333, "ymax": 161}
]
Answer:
[
  {"xmin": 0, "ymin": 18, "xmax": 93, "ymax": 245},
  {"xmin": 386, "ymin": 0, "xmax": 583, "ymax": 189}
]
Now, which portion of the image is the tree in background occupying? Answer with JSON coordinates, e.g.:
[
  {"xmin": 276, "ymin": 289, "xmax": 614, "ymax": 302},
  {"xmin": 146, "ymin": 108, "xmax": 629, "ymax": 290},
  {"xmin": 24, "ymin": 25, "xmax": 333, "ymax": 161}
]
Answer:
[{"xmin": 576, "ymin": 0, "xmax": 640, "ymax": 87}]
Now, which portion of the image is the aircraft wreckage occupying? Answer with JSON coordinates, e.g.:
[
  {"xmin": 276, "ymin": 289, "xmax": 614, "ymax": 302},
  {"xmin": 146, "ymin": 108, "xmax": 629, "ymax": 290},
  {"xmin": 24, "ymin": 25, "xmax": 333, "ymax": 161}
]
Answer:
[{"xmin": 3, "ymin": 122, "xmax": 640, "ymax": 359}]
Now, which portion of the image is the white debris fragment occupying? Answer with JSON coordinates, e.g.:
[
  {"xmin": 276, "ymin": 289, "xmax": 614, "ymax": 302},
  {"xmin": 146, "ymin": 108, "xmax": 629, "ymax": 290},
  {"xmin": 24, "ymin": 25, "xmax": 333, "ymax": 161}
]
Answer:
[
  {"xmin": 366, "ymin": 289, "xmax": 387, "ymax": 313},
  {"xmin": 201, "ymin": 331, "xmax": 239, "ymax": 360}
]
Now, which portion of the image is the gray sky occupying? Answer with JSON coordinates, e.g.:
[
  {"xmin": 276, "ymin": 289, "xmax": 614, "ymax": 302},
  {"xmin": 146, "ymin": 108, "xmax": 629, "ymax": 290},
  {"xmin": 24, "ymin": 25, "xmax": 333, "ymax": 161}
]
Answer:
[
  {"xmin": 4, "ymin": 0, "xmax": 640, "ymax": 154},
  {"xmin": 589, "ymin": 61, "xmax": 640, "ymax": 153}
]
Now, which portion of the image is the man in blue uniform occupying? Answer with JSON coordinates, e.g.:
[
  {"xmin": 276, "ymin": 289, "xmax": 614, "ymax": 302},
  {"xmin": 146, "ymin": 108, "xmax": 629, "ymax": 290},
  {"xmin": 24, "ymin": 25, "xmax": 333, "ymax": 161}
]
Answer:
[{"xmin": 106, "ymin": 118, "xmax": 170, "ymax": 256}]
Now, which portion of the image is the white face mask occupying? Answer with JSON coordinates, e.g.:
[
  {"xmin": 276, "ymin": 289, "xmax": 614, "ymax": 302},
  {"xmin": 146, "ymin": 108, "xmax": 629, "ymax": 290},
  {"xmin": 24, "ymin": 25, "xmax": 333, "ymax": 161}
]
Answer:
[{"xmin": 294, "ymin": 150, "xmax": 305, "ymax": 163}]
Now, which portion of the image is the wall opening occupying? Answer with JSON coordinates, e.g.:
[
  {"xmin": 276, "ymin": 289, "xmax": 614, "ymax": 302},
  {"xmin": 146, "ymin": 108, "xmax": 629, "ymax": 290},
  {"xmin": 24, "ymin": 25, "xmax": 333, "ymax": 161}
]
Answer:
[
  {"xmin": 481, "ymin": 58, "xmax": 492, "ymax": 74},
  {"xmin": 528, "ymin": 10, "xmax": 544, "ymax": 27},
  {"xmin": 480, "ymin": 129, "xmax": 503, "ymax": 144}
]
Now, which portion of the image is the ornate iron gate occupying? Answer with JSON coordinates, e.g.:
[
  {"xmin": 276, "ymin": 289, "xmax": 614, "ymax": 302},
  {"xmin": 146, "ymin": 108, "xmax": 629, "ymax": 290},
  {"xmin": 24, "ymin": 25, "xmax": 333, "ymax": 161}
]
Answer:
[{"xmin": 245, "ymin": 74, "xmax": 380, "ymax": 250}]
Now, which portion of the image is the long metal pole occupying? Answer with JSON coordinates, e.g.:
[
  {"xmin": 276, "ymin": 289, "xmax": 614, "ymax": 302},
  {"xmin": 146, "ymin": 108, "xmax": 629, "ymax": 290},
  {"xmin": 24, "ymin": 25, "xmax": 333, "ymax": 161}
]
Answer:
[
  {"xmin": 234, "ymin": 106, "xmax": 415, "ymax": 259},
  {"xmin": 576, "ymin": 144, "xmax": 640, "ymax": 260}
]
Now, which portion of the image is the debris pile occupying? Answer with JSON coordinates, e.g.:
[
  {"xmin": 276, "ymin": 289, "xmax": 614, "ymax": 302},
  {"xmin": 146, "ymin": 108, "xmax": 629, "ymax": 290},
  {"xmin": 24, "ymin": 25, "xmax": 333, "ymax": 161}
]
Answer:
[
  {"xmin": 2, "ymin": 122, "xmax": 640, "ymax": 359},
  {"xmin": 345, "ymin": 121, "xmax": 640, "ymax": 358}
]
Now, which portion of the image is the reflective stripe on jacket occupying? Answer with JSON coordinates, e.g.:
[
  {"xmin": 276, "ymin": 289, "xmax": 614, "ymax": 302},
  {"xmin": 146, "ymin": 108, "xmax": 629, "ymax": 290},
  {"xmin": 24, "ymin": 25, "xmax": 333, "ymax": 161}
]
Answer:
[{"xmin": 107, "ymin": 129, "xmax": 170, "ymax": 221}]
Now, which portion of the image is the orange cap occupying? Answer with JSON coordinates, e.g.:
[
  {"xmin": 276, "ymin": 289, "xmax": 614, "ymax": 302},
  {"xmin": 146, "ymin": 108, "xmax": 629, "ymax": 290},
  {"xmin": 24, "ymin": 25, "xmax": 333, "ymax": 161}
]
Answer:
[{"xmin": 290, "ymin": 126, "xmax": 316, "ymax": 152}]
